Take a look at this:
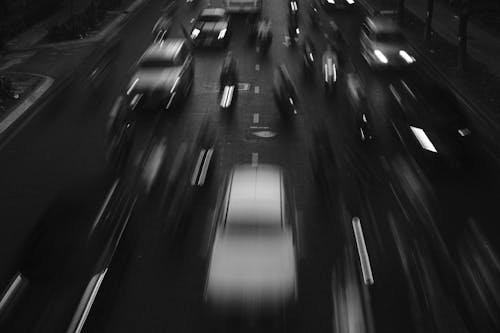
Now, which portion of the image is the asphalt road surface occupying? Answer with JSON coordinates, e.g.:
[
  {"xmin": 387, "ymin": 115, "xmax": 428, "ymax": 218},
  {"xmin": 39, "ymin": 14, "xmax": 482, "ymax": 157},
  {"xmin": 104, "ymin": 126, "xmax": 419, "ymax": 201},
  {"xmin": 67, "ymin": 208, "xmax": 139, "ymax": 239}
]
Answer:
[{"xmin": 1, "ymin": 0, "xmax": 500, "ymax": 333}]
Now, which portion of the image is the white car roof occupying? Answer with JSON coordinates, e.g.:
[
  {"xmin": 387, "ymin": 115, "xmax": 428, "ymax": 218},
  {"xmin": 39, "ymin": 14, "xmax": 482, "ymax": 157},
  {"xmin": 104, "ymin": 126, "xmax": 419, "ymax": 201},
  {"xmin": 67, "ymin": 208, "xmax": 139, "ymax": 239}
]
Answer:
[{"xmin": 225, "ymin": 164, "xmax": 283, "ymax": 228}]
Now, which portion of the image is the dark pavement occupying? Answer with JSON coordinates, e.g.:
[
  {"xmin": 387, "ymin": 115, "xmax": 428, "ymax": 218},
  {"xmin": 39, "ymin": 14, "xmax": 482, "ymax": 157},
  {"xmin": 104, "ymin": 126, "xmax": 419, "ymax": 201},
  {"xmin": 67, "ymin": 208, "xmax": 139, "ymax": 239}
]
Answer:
[{"xmin": 1, "ymin": 0, "xmax": 500, "ymax": 332}]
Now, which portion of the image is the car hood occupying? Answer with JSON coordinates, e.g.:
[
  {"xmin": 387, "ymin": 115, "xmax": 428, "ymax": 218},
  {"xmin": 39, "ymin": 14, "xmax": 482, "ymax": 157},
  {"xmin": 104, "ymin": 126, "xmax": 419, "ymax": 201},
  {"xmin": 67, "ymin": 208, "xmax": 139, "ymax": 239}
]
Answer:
[
  {"xmin": 371, "ymin": 42, "xmax": 411, "ymax": 57},
  {"xmin": 129, "ymin": 68, "xmax": 182, "ymax": 93},
  {"xmin": 206, "ymin": 230, "xmax": 296, "ymax": 305},
  {"xmin": 194, "ymin": 21, "xmax": 227, "ymax": 35}
]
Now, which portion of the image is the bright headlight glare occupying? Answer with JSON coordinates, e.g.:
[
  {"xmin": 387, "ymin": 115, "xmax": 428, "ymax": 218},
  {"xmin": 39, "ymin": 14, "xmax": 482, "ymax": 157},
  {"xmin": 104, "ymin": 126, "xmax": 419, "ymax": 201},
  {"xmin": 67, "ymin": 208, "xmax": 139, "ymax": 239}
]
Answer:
[
  {"xmin": 399, "ymin": 50, "xmax": 415, "ymax": 63},
  {"xmin": 346, "ymin": 0, "xmax": 354, "ymax": 4},
  {"xmin": 374, "ymin": 50, "xmax": 388, "ymax": 64},
  {"xmin": 191, "ymin": 28, "xmax": 200, "ymax": 39},
  {"xmin": 327, "ymin": 0, "xmax": 335, "ymax": 3},
  {"xmin": 218, "ymin": 28, "xmax": 227, "ymax": 39}
]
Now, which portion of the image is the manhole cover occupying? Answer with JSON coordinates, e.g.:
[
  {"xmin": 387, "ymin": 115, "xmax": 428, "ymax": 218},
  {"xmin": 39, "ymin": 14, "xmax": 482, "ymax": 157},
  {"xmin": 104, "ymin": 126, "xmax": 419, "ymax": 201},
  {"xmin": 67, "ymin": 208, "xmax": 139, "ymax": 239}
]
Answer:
[{"xmin": 253, "ymin": 130, "xmax": 277, "ymax": 138}]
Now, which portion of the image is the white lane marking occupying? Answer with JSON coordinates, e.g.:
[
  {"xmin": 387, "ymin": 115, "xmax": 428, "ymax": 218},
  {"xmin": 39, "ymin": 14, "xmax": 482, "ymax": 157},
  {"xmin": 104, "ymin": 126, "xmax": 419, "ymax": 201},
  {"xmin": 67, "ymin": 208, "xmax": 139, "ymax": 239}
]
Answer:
[
  {"xmin": 401, "ymin": 79, "xmax": 416, "ymax": 99},
  {"xmin": 190, "ymin": 18, "xmax": 195, "ymax": 23},
  {"xmin": 255, "ymin": 64, "xmax": 260, "ymax": 71},
  {"xmin": 254, "ymin": 85, "xmax": 260, "ymax": 94},
  {"xmin": 198, "ymin": 148, "xmax": 214, "ymax": 186},
  {"xmin": 238, "ymin": 83, "xmax": 250, "ymax": 91},
  {"xmin": 251, "ymin": 152, "xmax": 258, "ymax": 166},
  {"xmin": 253, "ymin": 113, "xmax": 259, "ymax": 124},
  {"xmin": 90, "ymin": 179, "xmax": 120, "ymax": 234},
  {"xmin": 127, "ymin": 78, "xmax": 139, "ymax": 95},
  {"xmin": 191, "ymin": 149, "xmax": 206, "ymax": 186},
  {"xmin": 0, "ymin": 273, "xmax": 23, "ymax": 312},
  {"xmin": 352, "ymin": 217, "xmax": 374, "ymax": 285},
  {"xmin": 73, "ymin": 268, "xmax": 108, "ymax": 333}
]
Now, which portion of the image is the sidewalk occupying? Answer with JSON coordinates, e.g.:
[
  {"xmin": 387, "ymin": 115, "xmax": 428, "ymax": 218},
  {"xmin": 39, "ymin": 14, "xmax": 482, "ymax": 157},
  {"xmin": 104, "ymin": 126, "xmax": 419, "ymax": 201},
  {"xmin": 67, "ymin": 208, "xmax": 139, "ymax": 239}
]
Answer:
[
  {"xmin": 404, "ymin": 0, "xmax": 500, "ymax": 78},
  {"xmin": 0, "ymin": 0, "xmax": 155, "ymax": 139},
  {"xmin": 3, "ymin": 0, "xmax": 94, "ymax": 51},
  {"xmin": 357, "ymin": 0, "xmax": 500, "ymax": 151}
]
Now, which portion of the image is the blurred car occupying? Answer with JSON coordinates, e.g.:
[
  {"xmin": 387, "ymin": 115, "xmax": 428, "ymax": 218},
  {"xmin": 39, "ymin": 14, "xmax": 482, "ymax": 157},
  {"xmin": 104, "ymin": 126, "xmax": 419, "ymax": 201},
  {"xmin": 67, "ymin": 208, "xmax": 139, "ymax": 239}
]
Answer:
[
  {"xmin": 190, "ymin": 8, "xmax": 231, "ymax": 48},
  {"xmin": 321, "ymin": 0, "xmax": 356, "ymax": 10},
  {"xmin": 309, "ymin": 124, "xmax": 338, "ymax": 198},
  {"xmin": 273, "ymin": 65, "xmax": 299, "ymax": 117},
  {"xmin": 346, "ymin": 73, "xmax": 373, "ymax": 142},
  {"xmin": 141, "ymin": 137, "xmax": 168, "ymax": 195},
  {"xmin": 390, "ymin": 80, "xmax": 473, "ymax": 172},
  {"xmin": 360, "ymin": 16, "xmax": 415, "ymax": 69},
  {"xmin": 225, "ymin": 0, "xmax": 262, "ymax": 14},
  {"xmin": 126, "ymin": 39, "xmax": 194, "ymax": 111},
  {"xmin": 152, "ymin": 15, "xmax": 173, "ymax": 43},
  {"xmin": 322, "ymin": 46, "xmax": 339, "ymax": 94},
  {"xmin": 106, "ymin": 96, "xmax": 136, "ymax": 176},
  {"xmin": 205, "ymin": 164, "xmax": 298, "ymax": 314},
  {"xmin": 0, "ymin": 183, "xmax": 129, "ymax": 333}
]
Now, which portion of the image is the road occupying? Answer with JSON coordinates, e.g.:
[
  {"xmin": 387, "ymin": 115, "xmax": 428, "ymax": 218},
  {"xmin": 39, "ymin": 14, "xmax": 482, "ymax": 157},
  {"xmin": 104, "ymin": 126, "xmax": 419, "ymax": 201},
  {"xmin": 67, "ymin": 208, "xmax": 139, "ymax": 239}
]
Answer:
[{"xmin": 1, "ymin": 0, "xmax": 500, "ymax": 332}]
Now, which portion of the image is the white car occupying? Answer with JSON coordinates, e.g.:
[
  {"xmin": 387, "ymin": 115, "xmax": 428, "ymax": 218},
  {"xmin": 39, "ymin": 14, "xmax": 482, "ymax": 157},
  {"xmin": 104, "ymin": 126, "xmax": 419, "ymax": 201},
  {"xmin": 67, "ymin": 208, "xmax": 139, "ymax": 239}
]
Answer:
[
  {"xmin": 225, "ymin": 0, "xmax": 262, "ymax": 14},
  {"xmin": 205, "ymin": 164, "xmax": 298, "ymax": 313},
  {"xmin": 126, "ymin": 39, "xmax": 194, "ymax": 110},
  {"xmin": 360, "ymin": 16, "xmax": 415, "ymax": 68}
]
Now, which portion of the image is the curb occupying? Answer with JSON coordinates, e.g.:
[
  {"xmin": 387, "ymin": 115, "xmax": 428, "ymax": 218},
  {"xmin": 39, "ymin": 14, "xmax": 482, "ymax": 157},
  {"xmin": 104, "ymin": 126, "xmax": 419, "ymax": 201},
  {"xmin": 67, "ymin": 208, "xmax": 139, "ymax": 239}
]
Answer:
[
  {"xmin": 0, "ymin": 0, "xmax": 154, "ymax": 144},
  {"xmin": 0, "ymin": 74, "xmax": 54, "ymax": 135},
  {"xmin": 356, "ymin": 0, "xmax": 500, "ymax": 160},
  {"xmin": 5, "ymin": 0, "xmax": 153, "ymax": 52}
]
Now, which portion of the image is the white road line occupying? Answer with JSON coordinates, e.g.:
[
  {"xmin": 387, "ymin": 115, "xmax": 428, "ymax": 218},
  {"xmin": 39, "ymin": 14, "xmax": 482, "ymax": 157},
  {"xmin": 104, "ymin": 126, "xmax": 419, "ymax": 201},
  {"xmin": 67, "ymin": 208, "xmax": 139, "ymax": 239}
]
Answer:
[
  {"xmin": 255, "ymin": 64, "xmax": 260, "ymax": 71},
  {"xmin": 253, "ymin": 113, "xmax": 259, "ymax": 124},
  {"xmin": 401, "ymin": 79, "xmax": 416, "ymax": 99},
  {"xmin": 0, "ymin": 273, "xmax": 23, "ymax": 312},
  {"xmin": 251, "ymin": 153, "xmax": 258, "ymax": 166},
  {"xmin": 254, "ymin": 85, "xmax": 260, "ymax": 94},
  {"xmin": 90, "ymin": 179, "xmax": 120, "ymax": 234},
  {"xmin": 352, "ymin": 217, "xmax": 374, "ymax": 285}
]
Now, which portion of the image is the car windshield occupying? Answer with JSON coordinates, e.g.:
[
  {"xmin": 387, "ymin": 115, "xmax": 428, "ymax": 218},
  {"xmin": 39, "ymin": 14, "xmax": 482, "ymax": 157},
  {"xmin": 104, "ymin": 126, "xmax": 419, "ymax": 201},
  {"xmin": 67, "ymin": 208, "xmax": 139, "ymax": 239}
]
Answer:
[
  {"xmin": 200, "ymin": 14, "xmax": 224, "ymax": 22},
  {"xmin": 139, "ymin": 58, "xmax": 177, "ymax": 68},
  {"xmin": 225, "ymin": 221, "xmax": 282, "ymax": 236},
  {"xmin": 376, "ymin": 32, "xmax": 405, "ymax": 43}
]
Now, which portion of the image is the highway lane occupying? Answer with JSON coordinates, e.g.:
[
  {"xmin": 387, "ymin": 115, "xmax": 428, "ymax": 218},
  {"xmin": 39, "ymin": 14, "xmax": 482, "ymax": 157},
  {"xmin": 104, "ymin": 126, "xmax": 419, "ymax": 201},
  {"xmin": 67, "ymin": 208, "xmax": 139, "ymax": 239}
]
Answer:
[
  {"xmin": 1, "ymin": 0, "xmax": 500, "ymax": 332},
  {"xmin": 81, "ymin": 1, "xmax": 412, "ymax": 333},
  {"xmin": 0, "ymin": 0, "xmax": 182, "ymax": 318}
]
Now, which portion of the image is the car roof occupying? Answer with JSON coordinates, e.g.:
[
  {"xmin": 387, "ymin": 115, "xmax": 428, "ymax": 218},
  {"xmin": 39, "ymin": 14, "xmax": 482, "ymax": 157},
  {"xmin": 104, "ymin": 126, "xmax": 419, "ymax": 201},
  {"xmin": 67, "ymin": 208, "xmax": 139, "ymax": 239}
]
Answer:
[
  {"xmin": 366, "ymin": 16, "xmax": 400, "ymax": 34},
  {"xmin": 225, "ymin": 164, "xmax": 283, "ymax": 228},
  {"xmin": 141, "ymin": 39, "xmax": 186, "ymax": 61},
  {"xmin": 201, "ymin": 7, "xmax": 226, "ymax": 17}
]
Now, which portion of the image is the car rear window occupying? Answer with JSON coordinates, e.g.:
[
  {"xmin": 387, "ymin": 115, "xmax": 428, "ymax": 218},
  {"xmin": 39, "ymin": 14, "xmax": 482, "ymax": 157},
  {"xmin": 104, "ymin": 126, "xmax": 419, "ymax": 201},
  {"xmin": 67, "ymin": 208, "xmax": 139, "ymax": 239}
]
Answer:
[
  {"xmin": 201, "ymin": 14, "xmax": 224, "ymax": 22},
  {"xmin": 139, "ymin": 58, "xmax": 177, "ymax": 68},
  {"xmin": 375, "ymin": 32, "xmax": 405, "ymax": 43}
]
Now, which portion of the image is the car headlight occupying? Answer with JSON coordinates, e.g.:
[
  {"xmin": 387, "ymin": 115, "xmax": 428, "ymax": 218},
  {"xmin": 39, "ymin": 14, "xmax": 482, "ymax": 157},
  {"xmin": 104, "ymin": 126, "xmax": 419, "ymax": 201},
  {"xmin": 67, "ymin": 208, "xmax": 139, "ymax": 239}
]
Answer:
[
  {"xmin": 374, "ymin": 50, "xmax": 388, "ymax": 64},
  {"xmin": 291, "ymin": 1, "xmax": 298, "ymax": 11},
  {"xmin": 346, "ymin": 0, "xmax": 354, "ymax": 4},
  {"xmin": 399, "ymin": 50, "xmax": 415, "ymax": 63},
  {"xmin": 191, "ymin": 28, "xmax": 200, "ymax": 39},
  {"xmin": 296, "ymin": 28, "xmax": 300, "ymax": 35},
  {"xmin": 327, "ymin": 0, "xmax": 335, "ymax": 3},
  {"xmin": 218, "ymin": 28, "xmax": 227, "ymax": 40}
]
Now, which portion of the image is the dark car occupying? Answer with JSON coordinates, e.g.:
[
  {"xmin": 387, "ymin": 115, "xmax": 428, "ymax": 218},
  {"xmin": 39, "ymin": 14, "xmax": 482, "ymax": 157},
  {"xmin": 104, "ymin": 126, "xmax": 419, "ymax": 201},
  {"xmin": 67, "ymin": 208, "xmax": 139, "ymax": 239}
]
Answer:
[
  {"xmin": 360, "ymin": 16, "xmax": 415, "ymax": 69},
  {"xmin": 273, "ymin": 65, "xmax": 299, "ymax": 117},
  {"xmin": 191, "ymin": 8, "xmax": 231, "ymax": 48},
  {"xmin": 346, "ymin": 73, "xmax": 373, "ymax": 142},
  {"xmin": 0, "ymin": 182, "xmax": 130, "ymax": 333},
  {"xmin": 127, "ymin": 39, "xmax": 194, "ymax": 111},
  {"xmin": 321, "ymin": 0, "xmax": 356, "ymax": 10},
  {"xmin": 390, "ymin": 80, "xmax": 473, "ymax": 173}
]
